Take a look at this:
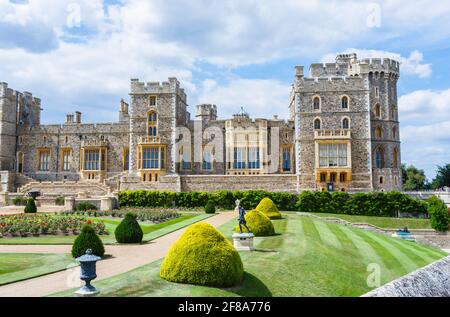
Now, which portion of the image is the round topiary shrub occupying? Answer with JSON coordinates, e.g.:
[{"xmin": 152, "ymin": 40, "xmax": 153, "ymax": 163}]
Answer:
[
  {"xmin": 114, "ymin": 213, "xmax": 143, "ymax": 244},
  {"xmin": 71, "ymin": 225, "xmax": 105, "ymax": 258},
  {"xmin": 24, "ymin": 198, "xmax": 37, "ymax": 214},
  {"xmin": 255, "ymin": 197, "xmax": 282, "ymax": 219},
  {"xmin": 204, "ymin": 200, "xmax": 216, "ymax": 214},
  {"xmin": 160, "ymin": 222, "xmax": 244, "ymax": 287},
  {"xmin": 235, "ymin": 209, "xmax": 275, "ymax": 236}
]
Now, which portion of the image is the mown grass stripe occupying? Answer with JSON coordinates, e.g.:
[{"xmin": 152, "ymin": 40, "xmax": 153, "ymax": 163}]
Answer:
[
  {"xmin": 311, "ymin": 219, "xmax": 342, "ymax": 249},
  {"xmin": 390, "ymin": 238, "xmax": 447, "ymax": 259},
  {"xmin": 357, "ymin": 230, "xmax": 419, "ymax": 273},
  {"xmin": 293, "ymin": 215, "xmax": 308, "ymax": 256}
]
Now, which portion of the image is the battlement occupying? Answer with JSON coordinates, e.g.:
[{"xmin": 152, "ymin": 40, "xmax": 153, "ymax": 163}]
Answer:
[
  {"xmin": 130, "ymin": 77, "xmax": 184, "ymax": 96},
  {"xmin": 0, "ymin": 82, "xmax": 41, "ymax": 105},
  {"xmin": 301, "ymin": 76, "xmax": 367, "ymax": 91},
  {"xmin": 358, "ymin": 57, "xmax": 400, "ymax": 75}
]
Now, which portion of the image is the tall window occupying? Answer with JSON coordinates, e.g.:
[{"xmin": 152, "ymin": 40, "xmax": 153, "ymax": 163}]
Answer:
[
  {"xmin": 342, "ymin": 118, "xmax": 349, "ymax": 129},
  {"xmin": 392, "ymin": 127, "xmax": 397, "ymax": 140},
  {"xmin": 84, "ymin": 149, "xmax": 106, "ymax": 171},
  {"xmin": 314, "ymin": 118, "xmax": 321, "ymax": 130},
  {"xmin": 341, "ymin": 96, "xmax": 349, "ymax": 109},
  {"xmin": 123, "ymin": 147, "xmax": 129, "ymax": 171},
  {"xmin": 203, "ymin": 147, "xmax": 213, "ymax": 170},
  {"xmin": 17, "ymin": 152, "xmax": 24, "ymax": 173},
  {"xmin": 148, "ymin": 112, "xmax": 157, "ymax": 136},
  {"xmin": 180, "ymin": 145, "xmax": 191, "ymax": 170},
  {"xmin": 393, "ymin": 148, "xmax": 399, "ymax": 168},
  {"xmin": 149, "ymin": 95, "xmax": 156, "ymax": 106},
  {"xmin": 375, "ymin": 127, "xmax": 382, "ymax": 138},
  {"xmin": 142, "ymin": 146, "xmax": 160, "ymax": 169},
  {"xmin": 38, "ymin": 149, "xmax": 50, "ymax": 171},
  {"xmin": 319, "ymin": 144, "xmax": 348, "ymax": 167},
  {"xmin": 248, "ymin": 147, "xmax": 260, "ymax": 169},
  {"xmin": 61, "ymin": 149, "xmax": 71, "ymax": 171},
  {"xmin": 282, "ymin": 146, "xmax": 291, "ymax": 171},
  {"xmin": 313, "ymin": 96, "xmax": 320, "ymax": 110},
  {"xmin": 233, "ymin": 147, "xmax": 246, "ymax": 169},
  {"xmin": 375, "ymin": 147, "xmax": 384, "ymax": 168},
  {"xmin": 375, "ymin": 104, "xmax": 381, "ymax": 119}
]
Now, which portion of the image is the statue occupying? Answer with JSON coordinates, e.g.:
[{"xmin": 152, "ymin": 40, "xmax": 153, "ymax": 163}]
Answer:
[{"xmin": 235, "ymin": 199, "xmax": 251, "ymax": 234}]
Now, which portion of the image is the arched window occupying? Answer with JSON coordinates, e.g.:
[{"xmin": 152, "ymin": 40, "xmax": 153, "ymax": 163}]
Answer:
[
  {"xmin": 342, "ymin": 118, "xmax": 349, "ymax": 129},
  {"xmin": 375, "ymin": 147, "xmax": 385, "ymax": 168},
  {"xmin": 314, "ymin": 118, "xmax": 321, "ymax": 130},
  {"xmin": 375, "ymin": 104, "xmax": 381, "ymax": 119},
  {"xmin": 393, "ymin": 148, "xmax": 399, "ymax": 168},
  {"xmin": 313, "ymin": 96, "xmax": 320, "ymax": 110},
  {"xmin": 148, "ymin": 111, "xmax": 157, "ymax": 136},
  {"xmin": 341, "ymin": 96, "xmax": 349, "ymax": 109},
  {"xmin": 392, "ymin": 127, "xmax": 397, "ymax": 140},
  {"xmin": 375, "ymin": 127, "xmax": 382, "ymax": 138}
]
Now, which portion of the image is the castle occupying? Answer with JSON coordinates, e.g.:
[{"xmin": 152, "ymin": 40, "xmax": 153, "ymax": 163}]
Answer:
[{"xmin": 0, "ymin": 53, "xmax": 402, "ymax": 197}]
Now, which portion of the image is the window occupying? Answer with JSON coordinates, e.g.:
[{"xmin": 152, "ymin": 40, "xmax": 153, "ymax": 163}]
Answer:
[
  {"xmin": 248, "ymin": 147, "xmax": 260, "ymax": 169},
  {"xmin": 61, "ymin": 149, "xmax": 71, "ymax": 171},
  {"xmin": 339, "ymin": 172, "xmax": 347, "ymax": 183},
  {"xmin": 314, "ymin": 118, "xmax": 321, "ymax": 130},
  {"xmin": 38, "ymin": 149, "xmax": 50, "ymax": 171},
  {"xmin": 375, "ymin": 127, "xmax": 382, "ymax": 138},
  {"xmin": 342, "ymin": 118, "xmax": 349, "ymax": 129},
  {"xmin": 375, "ymin": 87, "xmax": 379, "ymax": 98},
  {"xmin": 203, "ymin": 147, "xmax": 213, "ymax": 170},
  {"xmin": 390, "ymin": 107, "xmax": 396, "ymax": 120},
  {"xmin": 17, "ymin": 152, "xmax": 24, "ymax": 173},
  {"xmin": 18, "ymin": 136, "xmax": 23, "ymax": 145},
  {"xmin": 330, "ymin": 172, "xmax": 337, "ymax": 183},
  {"xmin": 233, "ymin": 147, "xmax": 246, "ymax": 169},
  {"xmin": 375, "ymin": 147, "xmax": 384, "ymax": 168},
  {"xmin": 123, "ymin": 147, "xmax": 129, "ymax": 171},
  {"xmin": 142, "ymin": 146, "xmax": 160, "ymax": 169},
  {"xmin": 149, "ymin": 96, "xmax": 157, "ymax": 106},
  {"xmin": 375, "ymin": 104, "xmax": 381, "ymax": 119},
  {"xmin": 379, "ymin": 176, "xmax": 384, "ymax": 184},
  {"xmin": 320, "ymin": 173, "xmax": 327, "ymax": 182},
  {"xmin": 392, "ymin": 127, "xmax": 397, "ymax": 140},
  {"xmin": 341, "ymin": 96, "xmax": 349, "ymax": 109},
  {"xmin": 282, "ymin": 146, "xmax": 291, "ymax": 172},
  {"xmin": 393, "ymin": 148, "xmax": 399, "ymax": 168},
  {"xmin": 83, "ymin": 149, "xmax": 106, "ymax": 171},
  {"xmin": 319, "ymin": 144, "xmax": 348, "ymax": 167},
  {"xmin": 148, "ymin": 111, "xmax": 157, "ymax": 136},
  {"xmin": 313, "ymin": 96, "xmax": 320, "ymax": 110},
  {"xmin": 180, "ymin": 145, "xmax": 191, "ymax": 170}
]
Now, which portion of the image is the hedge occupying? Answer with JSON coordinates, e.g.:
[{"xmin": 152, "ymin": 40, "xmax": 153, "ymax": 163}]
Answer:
[
  {"xmin": 119, "ymin": 190, "xmax": 428, "ymax": 217},
  {"xmin": 427, "ymin": 196, "xmax": 449, "ymax": 232}
]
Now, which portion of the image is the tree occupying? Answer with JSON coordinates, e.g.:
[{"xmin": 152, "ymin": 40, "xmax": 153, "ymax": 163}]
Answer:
[
  {"xmin": 24, "ymin": 198, "xmax": 37, "ymax": 213},
  {"xmin": 401, "ymin": 164, "xmax": 430, "ymax": 191},
  {"xmin": 427, "ymin": 196, "xmax": 449, "ymax": 232},
  {"xmin": 431, "ymin": 164, "xmax": 450, "ymax": 190},
  {"xmin": 71, "ymin": 225, "xmax": 105, "ymax": 258},
  {"xmin": 114, "ymin": 213, "xmax": 143, "ymax": 244}
]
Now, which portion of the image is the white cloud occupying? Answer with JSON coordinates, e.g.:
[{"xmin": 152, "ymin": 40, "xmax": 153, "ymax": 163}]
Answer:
[
  {"xmin": 321, "ymin": 49, "xmax": 432, "ymax": 78},
  {"xmin": 399, "ymin": 89, "xmax": 450, "ymax": 124}
]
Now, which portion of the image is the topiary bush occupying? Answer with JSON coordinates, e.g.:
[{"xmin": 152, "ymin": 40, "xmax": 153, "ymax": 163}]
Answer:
[
  {"xmin": 427, "ymin": 196, "xmax": 449, "ymax": 232},
  {"xmin": 255, "ymin": 197, "xmax": 282, "ymax": 219},
  {"xmin": 114, "ymin": 213, "xmax": 143, "ymax": 243},
  {"xmin": 204, "ymin": 200, "xmax": 216, "ymax": 214},
  {"xmin": 160, "ymin": 222, "xmax": 244, "ymax": 287},
  {"xmin": 71, "ymin": 224, "xmax": 105, "ymax": 258},
  {"xmin": 24, "ymin": 198, "xmax": 37, "ymax": 214},
  {"xmin": 235, "ymin": 209, "xmax": 275, "ymax": 236}
]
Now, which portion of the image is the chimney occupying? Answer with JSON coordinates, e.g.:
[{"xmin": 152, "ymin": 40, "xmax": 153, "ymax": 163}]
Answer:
[
  {"xmin": 75, "ymin": 111, "xmax": 81, "ymax": 124},
  {"xmin": 295, "ymin": 66, "xmax": 304, "ymax": 78}
]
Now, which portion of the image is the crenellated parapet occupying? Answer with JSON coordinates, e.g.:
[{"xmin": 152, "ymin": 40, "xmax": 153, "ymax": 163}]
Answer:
[{"xmin": 130, "ymin": 77, "xmax": 186, "ymax": 99}]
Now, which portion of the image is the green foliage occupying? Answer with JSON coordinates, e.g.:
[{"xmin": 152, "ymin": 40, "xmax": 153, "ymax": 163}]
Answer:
[
  {"xmin": 118, "ymin": 190, "xmax": 176, "ymax": 208},
  {"xmin": 24, "ymin": 198, "xmax": 37, "ymax": 214},
  {"xmin": 12, "ymin": 197, "xmax": 28, "ymax": 206},
  {"xmin": 270, "ymin": 192, "xmax": 298, "ymax": 211},
  {"xmin": 427, "ymin": 196, "xmax": 449, "ymax": 232},
  {"xmin": 71, "ymin": 225, "xmax": 105, "ymax": 258},
  {"xmin": 431, "ymin": 164, "xmax": 450, "ymax": 190},
  {"xmin": 54, "ymin": 196, "xmax": 65, "ymax": 206},
  {"xmin": 75, "ymin": 202, "xmax": 97, "ymax": 211},
  {"xmin": 176, "ymin": 191, "xmax": 211, "ymax": 208},
  {"xmin": 160, "ymin": 222, "xmax": 244, "ymax": 287},
  {"xmin": 255, "ymin": 198, "xmax": 282, "ymax": 219},
  {"xmin": 402, "ymin": 164, "xmax": 430, "ymax": 190},
  {"xmin": 114, "ymin": 213, "xmax": 143, "ymax": 243},
  {"xmin": 204, "ymin": 201, "xmax": 216, "ymax": 214},
  {"xmin": 212, "ymin": 190, "xmax": 235, "ymax": 209},
  {"xmin": 235, "ymin": 209, "xmax": 275, "ymax": 236}
]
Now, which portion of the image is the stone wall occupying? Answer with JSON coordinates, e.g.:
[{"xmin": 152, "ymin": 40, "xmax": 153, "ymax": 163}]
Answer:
[{"xmin": 362, "ymin": 256, "xmax": 450, "ymax": 297}]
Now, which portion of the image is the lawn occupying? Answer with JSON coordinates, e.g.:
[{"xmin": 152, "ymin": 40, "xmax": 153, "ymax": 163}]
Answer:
[
  {"xmin": 0, "ymin": 253, "xmax": 75, "ymax": 286},
  {"xmin": 308, "ymin": 212, "xmax": 432, "ymax": 229},
  {"xmin": 51, "ymin": 213, "xmax": 447, "ymax": 297},
  {"xmin": 0, "ymin": 213, "xmax": 212, "ymax": 245}
]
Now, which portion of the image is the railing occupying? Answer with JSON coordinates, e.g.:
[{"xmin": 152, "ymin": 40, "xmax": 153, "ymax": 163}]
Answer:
[
  {"xmin": 314, "ymin": 129, "xmax": 351, "ymax": 139},
  {"xmin": 81, "ymin": 140, "xmax": 109, "ymax": 147},
  {"xmin": 139, "ymin": 136, "xmax": 162, "ymax": 144}
]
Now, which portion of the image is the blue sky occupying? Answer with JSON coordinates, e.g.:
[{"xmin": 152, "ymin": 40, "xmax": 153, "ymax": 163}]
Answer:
[{"xmin": 1, "ymin": 0, "xmax": 449, "ymax": 180}]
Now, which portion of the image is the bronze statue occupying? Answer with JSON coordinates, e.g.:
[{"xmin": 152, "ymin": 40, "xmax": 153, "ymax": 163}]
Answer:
[{"xmin": 235, "ymin": 199, "xmax": 251, "ymax": 234}]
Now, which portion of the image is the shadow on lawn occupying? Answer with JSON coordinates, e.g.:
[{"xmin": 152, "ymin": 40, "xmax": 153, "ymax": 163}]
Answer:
[{"xmin": 226, "ymin": 272, "xmax": 272, "ymax": 297}]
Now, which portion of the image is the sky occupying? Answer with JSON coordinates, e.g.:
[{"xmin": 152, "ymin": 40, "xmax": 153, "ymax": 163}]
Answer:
[{"xmin": 0, "ymin": 0, "xmax": 449, "ymax": 180}]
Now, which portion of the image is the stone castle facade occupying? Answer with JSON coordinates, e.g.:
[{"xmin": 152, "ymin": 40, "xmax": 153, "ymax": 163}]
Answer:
[{"xmin": 0, "ymin": 53, "xmax": 402, "ymax": 195}]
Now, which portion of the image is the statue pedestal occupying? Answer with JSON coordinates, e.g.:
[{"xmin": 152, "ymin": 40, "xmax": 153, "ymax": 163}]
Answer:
[
  {"xmin": 75, "ymin": 285, "xmax": 100, "ymax": 297},
  {"xmin": 232, "ymin": 233, "xmax": 255, "ymax": 251}
]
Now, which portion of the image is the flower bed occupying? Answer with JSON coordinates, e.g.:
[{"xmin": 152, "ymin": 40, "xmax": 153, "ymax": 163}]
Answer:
[
  {"xmin": 0, "ymin": 214, "xmax": 108, "ymax": 238},
  {"xmin": 60, "ymin": 209, "xmax": 181, "ymax": 223}
]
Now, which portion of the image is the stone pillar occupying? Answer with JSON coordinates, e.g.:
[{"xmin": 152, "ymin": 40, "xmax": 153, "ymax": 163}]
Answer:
[
  {"xmin": 0, "ymin": 191, "xmax": 8, "ymax": 206},
  {"xmin": 100, "ymin": 196, "xmax": 114, "ymax": 212},
  {"xmin": 65, "ymin": 197, "xmax": 75, "ymax": 211}
]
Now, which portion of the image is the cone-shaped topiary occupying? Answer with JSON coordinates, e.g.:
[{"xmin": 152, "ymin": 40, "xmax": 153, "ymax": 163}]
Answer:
[
  {"xmin": 235, "ymin": 209, "xmax": 275, "ymax": 236},
  {"xmin": 204, "ymin": 200, "xmax": 216, "ymax": 214},
  {"xmin": 160, "ymin": 222, "xmax": 244, "ymax": 287},
  {"xmin": 256, "ymin": 197, "xmax": 282, "ymax": 219},
  {"xmin": 24, "ymin": 198, "xmax": 37, "ymax": 214},
  {"xmin": 114, "ymin": 213, "xmax": 144, "ymax": 243},
  {"xmin": 71, "ymin": 225, "xmax": 105, "ymax": 258}
]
